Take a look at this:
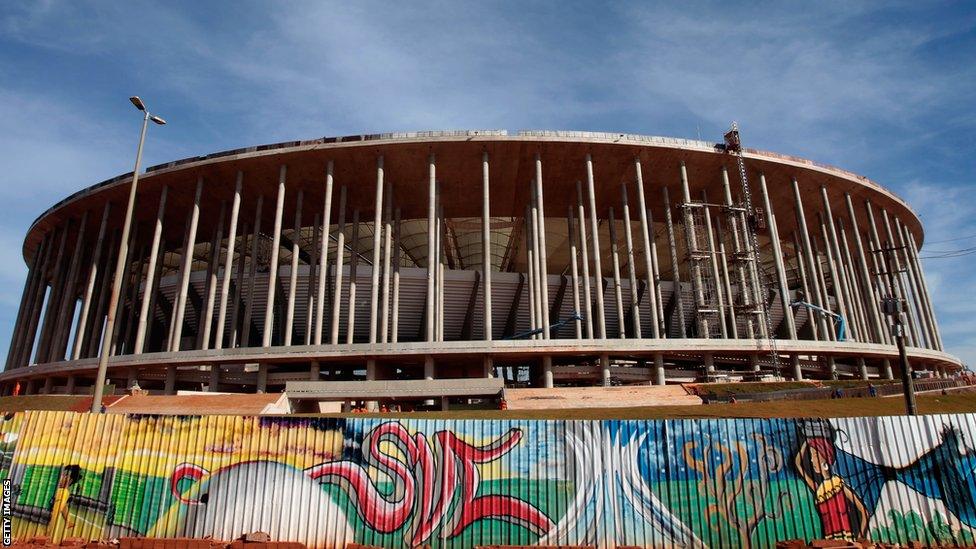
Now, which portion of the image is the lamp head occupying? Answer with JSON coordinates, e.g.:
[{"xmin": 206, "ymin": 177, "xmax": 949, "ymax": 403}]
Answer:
[{"xmin": 129, "ymin": 96, "xmax": 146, "ymax": 111}]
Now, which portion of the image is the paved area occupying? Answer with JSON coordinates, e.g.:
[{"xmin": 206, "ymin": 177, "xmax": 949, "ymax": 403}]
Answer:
[{"xmin": 505, "ymin": 385, "xmax": 702, "ymax": 409}]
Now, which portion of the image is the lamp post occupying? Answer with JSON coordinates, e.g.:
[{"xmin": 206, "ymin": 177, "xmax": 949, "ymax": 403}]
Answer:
[{"xmin": 90, "ymin": 96, "xmax": 166, "ymax": 413}]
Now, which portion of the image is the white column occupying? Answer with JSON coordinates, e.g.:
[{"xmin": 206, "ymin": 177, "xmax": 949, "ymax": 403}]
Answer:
[
  {"xmin": 346, "ymin": 210, "xmax": 360, "ymax": 345},
  {"xmin": 369, "ymin": 156, "xmax": 384, "ymax": 344},
  {"xmin": 314, "ymin": 161, "xmax": 334, "ymax": 345},
  {"xmin": 634, "ymin": 158, "xmax": 660, "ymax": 338},
  {"xmin": 199, "ymin": 200, "xmax": 226, "ymax": 350},
  {"xmin": 262, "ymin": 166, "xmax": 287, "ymax": 348},
  {"xmin": 575, "ymin": 181, "xmax": 593, "ymax": 339},
  {"xmin": 379, "ymin": 183, "xmax": 393, "ymax": 344},
  {"xmin": 608, "ymin": 207, "xmax": 626, "ymax": 338},
  {"xmin": 621, "ymin": 184, "xmax": 641, "ymax": 338},
  {"xmin": 391, "ymin": 207, "xmax": 401, "ymax": 344},
  {"xmin": 585, "ymin": 154, "xmax": 606, "ymax": 338},
  {"xmin": 169, "ymin": 177, "xmax": 204, "ymax": 352},
  {"xmin": 214, "ymin": 172, "xmax": 243, "ymax": 350},
  {"xmin": 283, "ymin": 189, "xmax": 303, "ymax": 346},
  {"xmin": 567, "ymin": 207, "xmax": 582, "ymax": 338},
  {"xmin": 426, "ymin": 154, "xmax": 436, "ymax": 342},
  {"xmin": 759, "ymin": 174, "xmax": 797, "ymax": 339},
  {"xmin": 330, "ymin": 186, "xmax": 347, "ymax": 345},
  {"xmin": 73, "ymin": 203, "xmax": 112, "ymax": 359},
  {"xmin": 482, "ymin": 151, "xmax": 492, "ymax": 341},
  {"xmin": 533, "ymin": 154, "xmax": 551, "ymax": 338}
]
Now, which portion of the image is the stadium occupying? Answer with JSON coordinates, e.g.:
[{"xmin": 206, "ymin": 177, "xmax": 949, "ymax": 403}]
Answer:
[{"xmin": 0, "ymin": 130, "xmax": 961, "ymax": 402}]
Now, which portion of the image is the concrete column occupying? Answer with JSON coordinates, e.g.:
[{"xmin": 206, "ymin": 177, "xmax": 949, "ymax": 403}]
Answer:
[
  {"xmin": 528, "ymin": 194, "xmax": 542, "ymax": 337},
  {"xmin": 199, "ymin": 201, "xmax": 227, "ymax": 350},
  {"xmin": 793, "ymin": 178, "xmax": 831, "ymax": 338},
  {"xmin": 750, "ymin": 353, "xmax": 761, "ymax": 373},
  {"xmin": 330, "ymin": 186, "xmax": 347, "ymax": 345},
  {"xmin": 792, "ymin": 232, "xmax": 818, "ymax": 340},
  {"xmin": 309, "ymin": 361, "xmax": 320, "ymax": 380},
  {"xmin": 229, "ymin": 221, "xmax": 250, "ymax": 349},
  {"xmin": 347, "ymin": 210, "xmax": 360, "ymax": 345},
  {"xmin": 883, "ymin": 359, "xmax": 894, "ymax": 380},
  {"xmin": 262, "ymin": 166, "xmax": 287, "ymax": 348},
  {"xmin": 792, "ymin": 354, "xmax": 803, "ymax": 381},
  {"xmin": 482, "ymin": 151, "xmax": 493, "ymax": 341},
  {"xmin": 702, "ymin": 206, "xmax": 728, "ymax": 339},
  {"xmin": 648, "ymin": 209, "xmax": 666, "ymax": 338},
  {"xmin": 895, "ymin": 218, "xmax": 934, "ymax": 349},
  {"xmin": 818, "ymin": 216, "xmax": 849, "ymax": 339},
  {"xmin": 241, "ymin": 195, "xmax": 264, "ymax": 347},
  {"xmin": 881, "ymin": 209, "xmax": 919, "ymax": 347},
  {"xmin": 369, "ymin": 156, "xmax": 384, "ymax": 344},
  {"xmin": 253, "ymin": 364, "xmax": 274, "ymax": 392},
  {"xmin": 845, "ymin": 193, "xmax": 885, "ymax": 344},
  {"xmin": 905, "ymin": 230, "xmax": 943, "ymax": 350},
  {"xmin": 426, "ymin": 154, "xmax": 436, "ymax": 343},
  {"xmin": 315, "ymin": 161, "xmax": 335, "ymax": 345},
  {"xmin": 73, "ymin": 204, "xmax": 112, "ymax": 359},
  {"xmin": 483, "ymin": 355, "xmax": 494, "ymax": 378},
  {"xmin": 567, "ymin": 207, "xmax": 582, "ymax": 338},
  {"xmin": 662, "ymin": 186, "xmax": 686, "ymax": 337},
  {"xmin": 424, "ymin": 355, "xmax": 435, "ymax": 380},
  {"xmin": 284, "ymin": 190, "xmax": 304, "ymax": 346},
  {"xmin": 209, "ymin": 365, "xmax": 221, "ymax": 392},
  {"xmin": 170, "ymin": 177, "xmax": 204, "ymax": 352},
  {"xmin": 436, "ymin": 197, "xmax": 444, "ymax": 341},
  {"xmin": 621, "ymin": 184, "xmax": 642, "ymax": 338},
  {"xmin": 715, "ymin": 220, "xmax": 738, "ymax": 339},
  {"xmin": 608, "ymin": 207, "xmax": 626, "ymax": 338},
  {"xmin": 679, "ymin": 162, "xmax": 710, "ymax": 338},
  {"xmin": 52, "ymin": 211, "xmax": 89, "ymax": 360},
  {"xmin": 215, "ymin": 173, "xmax": 243, "ymax": 350},
  {"xmin": 704, "ymin": 353, "xmax": 715, "ymax": 374},
  {"xmin": 542, "ymin": 356, "xmax": 553, "ymax": 388},
  {"xmin": 654, "ymin": 353, "xmax": 665, "ymax": 385},
  {"xmin": 826, "ymin": 356, "xmax": 838, "ymax": 380},
  {"xmin": 575, "ymin": 181, "xmax": 594, "ymax": 339},
  {"xmin": 533, "ymin": 154, "xmax": 551, "ymax": 338},
  {"xmin": 810, "ymin": 235, "xmax": 835, "ymax": 341},
  {"xmin": 821, "ymin": 188, "xmax": 855, "ymax": 340},
  {"xmin": 759, "ymin": 174, "xmax": 797, "ymax": 339},
  {"xmin": 525, "ymin": 212, "xmax": 537, "ymax": 335},
  {"xmin": 305, "ymin": 213, "xmax": 320, "ymax": 345},
  {"xmin": 634, "ymin": 157, "xmax": 660, "ymax": 338},
  {"xmin": 585, "ymin": 155, "xmax": 607, "ymax": 339},
  {"xmin": 722, "ymin": 167, "xmax": 755, "ymax": 338},
  {"xmin": 600, "ymin": 353, "xmax": 611, "ymax": 386},
  {"xmin": 391, "ymin": 208, "xmax": 401, "ymax": 344},
  {"xmin": 7, "ymin": 240, "xmax": 43, "ymax": 369},
  {"xmin": 838, "ymin": 220, "xmax": 870, "ymax": 343},
  {"xmin": 380, "ymin": 183, "xmax": 393, "ymax": 344},
  {"xmin": 865, "ymin": 201, "xmax": 893, "ymax": 345},
  {"xmin": 125, "ymin": 367, "xmax": 137, "ymax": 390},
  {"xmin": 858, "ymin": 357, "xmax": 869, "ymax": 380},
  {"xmin": 65, "ymin": 375, "xmax": 76, "ymax": 395},
  {"xmin": 36, "ymin": 226, "xmax": 69, "ymax": 363}
]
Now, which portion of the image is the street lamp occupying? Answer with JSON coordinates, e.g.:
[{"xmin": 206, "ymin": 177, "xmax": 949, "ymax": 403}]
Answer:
[{"xmin": 90, "ymin": 96, "xmax": 166, "ymax": 413}]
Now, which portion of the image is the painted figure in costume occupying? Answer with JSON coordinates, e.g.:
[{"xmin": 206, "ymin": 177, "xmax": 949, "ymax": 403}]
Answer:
[
  {"xmin": 48, "ymin": 465, "xmax": 81, "ymax": 543},
  {"xmin": 794, "ymin": 420, "xmax": 867, "ymax": 540}
]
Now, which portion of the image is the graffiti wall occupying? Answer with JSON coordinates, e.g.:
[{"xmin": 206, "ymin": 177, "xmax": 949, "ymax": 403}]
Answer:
[{"xmin": 1, "ymin": 410, "xmax": 975, "ymax": 547}]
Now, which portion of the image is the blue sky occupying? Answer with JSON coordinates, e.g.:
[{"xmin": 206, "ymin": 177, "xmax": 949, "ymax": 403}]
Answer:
[{"xmin": 0, "ymin": 1, "xmax": 974, "ymax": 366}]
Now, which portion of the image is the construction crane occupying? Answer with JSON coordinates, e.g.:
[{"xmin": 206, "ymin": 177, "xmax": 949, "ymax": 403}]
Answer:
[
  {"xmin": 790, "ymin": 301, "xmax": 847, "ymax": 341},
  {"xmin": 722, "ymin": 122, "xmax": 782, "ymax": 372}
]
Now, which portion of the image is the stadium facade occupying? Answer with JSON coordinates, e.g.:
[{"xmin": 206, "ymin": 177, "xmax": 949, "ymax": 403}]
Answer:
[{"xmin": 1, "ymin": 130, "xmax": 961, "ymax": 395}]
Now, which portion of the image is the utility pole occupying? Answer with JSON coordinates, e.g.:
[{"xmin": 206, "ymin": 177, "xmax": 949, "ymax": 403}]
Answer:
[{"xmin": 874, "ymin": 240, "xmax": 917, "ymax": 415}]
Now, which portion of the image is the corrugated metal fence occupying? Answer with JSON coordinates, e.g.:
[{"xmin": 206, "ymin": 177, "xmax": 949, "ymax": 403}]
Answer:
[{"xmin": 1, "ymin": 410, "xmax": 975, "ymax": 547}]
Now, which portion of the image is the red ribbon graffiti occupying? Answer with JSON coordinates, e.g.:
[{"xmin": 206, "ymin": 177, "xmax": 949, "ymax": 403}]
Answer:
[{"xmin": 305, "ymin": 422, "xmax": 553, "ymax": 546}]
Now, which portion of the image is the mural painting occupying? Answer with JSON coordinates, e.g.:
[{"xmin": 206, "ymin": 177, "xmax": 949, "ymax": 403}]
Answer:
[{"xmin": 1, "ymin": 410, "xmax": 974, "ymax": 547}]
